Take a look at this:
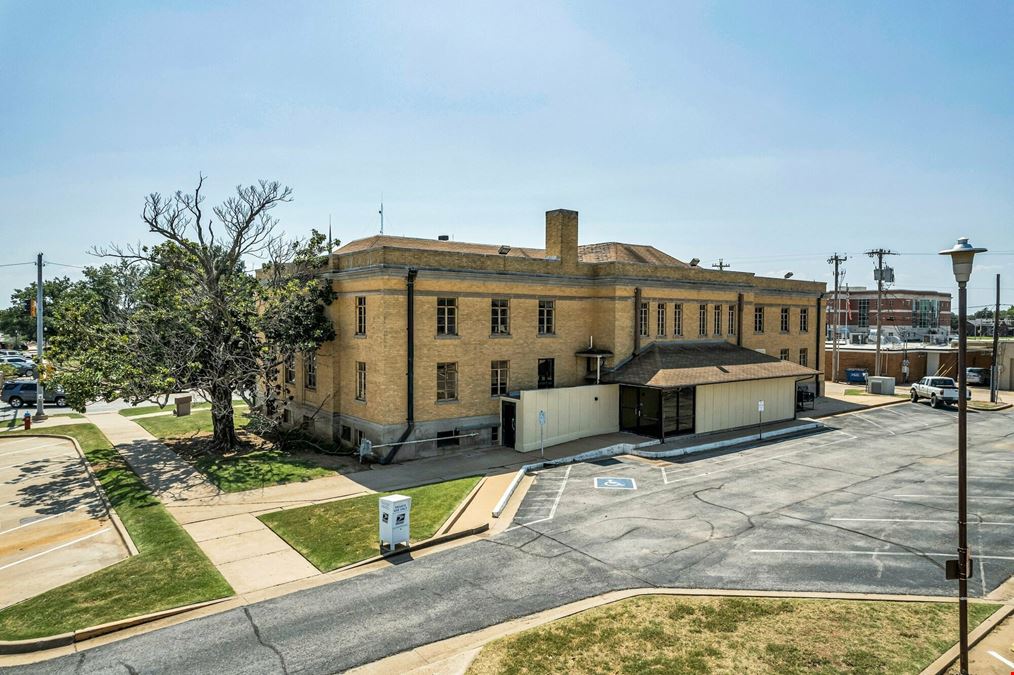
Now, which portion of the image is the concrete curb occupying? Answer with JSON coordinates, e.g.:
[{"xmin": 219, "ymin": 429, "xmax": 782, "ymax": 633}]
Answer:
[
  {"xmin": 327, "ymin": 524, "xmax": 490, "ymax": 576},
  {"xmin": 918, "ymin": 602, "xmax": 1014, "ymax": 675},
  {"xmin": 436, "ymin": 476, "xmax": 487, "ymax": 536},
  {"xmin": 968, "ymin": 401, "xmax": 1013, "ymax": 412},
  {"xmin": 0, "ymin": 432, "xmax": 139, "ymax": 557},
  {"xmin": 808, "ymin": 395, "xmax": 911, "ymax": 418},
  {"xmin": 492, "ymin": 421, "xmax": 823, "ymax": 518},
  {"xmin": 348, "ymin": 587, "xmax": 1005, "ymax": 675},
  {"xmin": 0, "ymin": 598, "xmax": 229, "ymax": 655}
]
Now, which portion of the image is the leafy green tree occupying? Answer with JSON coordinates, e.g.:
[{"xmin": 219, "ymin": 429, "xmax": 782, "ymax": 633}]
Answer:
[
  {"xmin": 51, "ymin": 177, "xmax": 335, "ymax": 452},
  {"xmin": 0, "ymin": 276, "xmax": 73, "ymax": 345}
]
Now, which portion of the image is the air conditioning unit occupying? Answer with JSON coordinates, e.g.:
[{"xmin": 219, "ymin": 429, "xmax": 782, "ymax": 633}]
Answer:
[{"xmin": 867, "ymin": 376, "xmax": 896, "ymax": 395}]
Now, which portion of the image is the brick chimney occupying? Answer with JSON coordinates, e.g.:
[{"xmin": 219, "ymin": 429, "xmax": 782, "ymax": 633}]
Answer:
[{"xmin": 545, "ymin": 209, "xmax": 578, "ymax": 266}]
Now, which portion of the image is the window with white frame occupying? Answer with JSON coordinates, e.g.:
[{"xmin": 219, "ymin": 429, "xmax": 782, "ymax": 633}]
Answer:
[
  {"xmin": 490, "ymin": 360, "xmax": 509, "ymax": 396},
  {"xmin": 436, "ymin": 298, "xmax": 457, "ymax": 336},
  {"xmin": 355, "ymin": 362, "xmax": 366, "ymax": 401},
  {"xmin": 656, "ymin": 303, "xmax": 666, "ymax": 336},
  {"xmin": 698, "ymin": 304, "xmax": 707, "ymax": 336},
  {"xmin": 437, "ymin": 362, "xmax": 458, "ymax": 401}
]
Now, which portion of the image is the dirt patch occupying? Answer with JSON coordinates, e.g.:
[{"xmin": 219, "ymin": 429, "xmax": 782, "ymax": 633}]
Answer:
[{"xmin": 164, "ymin": 430, "xmax": 360, "ymax": 474}]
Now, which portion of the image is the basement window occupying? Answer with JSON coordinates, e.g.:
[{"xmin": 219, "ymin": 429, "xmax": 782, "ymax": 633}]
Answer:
[{"xmin": 437, "ymin": 430, "xmax": 460, "ymax": 448}]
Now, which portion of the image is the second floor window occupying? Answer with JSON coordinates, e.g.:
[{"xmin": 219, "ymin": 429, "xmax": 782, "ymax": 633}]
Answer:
[
  {"xmin": 728, "ymin": 305, "xmax": 736, "ymax": 335},
  {"xmin": 284, "ymin": 354, "xmax": 295, "ymax": 384},
  {"xmin": 538, "ymin": 300, "xmax": 555, "ymax": 335},
  {"xmin": 304, "ymin": 351, "xmax": 317, "ymax": 389},
  {"xmin": 657, "ymin": 304, "xmax": 666, "ymax": 336},
  {"xmin": 355, "ymin": 362, "xmax": 367, "ymax": 401},
  {"xmin": 674, "ymin": 303, "xmax": 683, "ymax": 336},
  {"xmin": 639, "ymin": 302, "xmax": 649, "ymax": 337},
  {"xmin": 490, "ymin": 360, "xmax": 509, "ymax": 396},
  {"xmin": 355, "ymin": 296, "xmax": 366, "ymax": 335},
  {"xmin": 436, "ymin": 362, "xmax": 458, "ymax": 401},
  {"xmin": 714, "ymin": 304, "xmax": 722, "ymax": 335},
  {"xmin": 780, "ymin": 348, "xmax": 790, "ymax": 361},
  {"xmin": 698, "ymin": 304, "xmax": 707, "ymax": 336},
  {"xmin": 780, "ymin": 307, "xmax": 790, "ymax": 333},
  {"xmin": 491, "ymin": 299, "xmax": 510, "ymax": 335},
  {"xmin": 800, "ymin": 307, "xmax": 809, "ymax": 333},
  {"xmin": 799, "ymin": 348, "xmax": 808, "ymax": 367},
  {"xmin": 437, "ymin": 297, "xmax": 457, "ymax": 335},
  {"xmin": 754, "ymin": 306, "xmax": 765, "ymax": 333}
]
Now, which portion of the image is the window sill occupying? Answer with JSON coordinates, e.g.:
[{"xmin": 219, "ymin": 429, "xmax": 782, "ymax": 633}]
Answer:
[
  {"xmin": 435, "ymin": 334, "xmax": 460, "ymax": 339},
  {"xmin": 354, "ymin": 334, "xmax": 367, "ymax": 339},
  {"xmin": 354, "ymin": 398, "xmax": 366, "ymax": 404},
  {"xmin": 489, "ymin": 333, "xmax": 512, "ymax": 338},
  {"xmin": 436, "ymin": 398, "xmax": 459, "ymax": 405},
  {"xmin": 537, "ymin": 333, "xmax": 557, "ymax": 338},
  {"xmin": 305, "ymin": 386, "xmax": 317, "ymax": 391}
]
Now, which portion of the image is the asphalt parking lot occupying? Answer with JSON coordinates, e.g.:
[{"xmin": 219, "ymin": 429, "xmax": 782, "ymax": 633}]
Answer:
[
  {"xmin": 6, "ymin": 402, "xmax": 1013, "ymax": 674},
  {"xmin": 511, "ymin": 401, "xmax": 1014, "ymax": 597},
  {"xmin": 0, "ymin": 436, "xmax": 128, "ymax": 608}
]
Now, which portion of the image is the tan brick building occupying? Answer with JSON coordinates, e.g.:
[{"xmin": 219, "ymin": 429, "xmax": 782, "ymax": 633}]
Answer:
[{"xmin": 284, "ymin": 210, "xmax": 825, "ymax": 460}]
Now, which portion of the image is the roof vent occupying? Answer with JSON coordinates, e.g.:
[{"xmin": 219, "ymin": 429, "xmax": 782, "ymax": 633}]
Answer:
[{"xmin": 438, "ymin": 235, "xmax": 450, "ymax": 241}]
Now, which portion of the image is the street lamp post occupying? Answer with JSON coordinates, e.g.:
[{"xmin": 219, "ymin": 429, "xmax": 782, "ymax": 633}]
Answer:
[{"xmin": 939, "ymin": 237, "xmax": 987, "ymax": 675}]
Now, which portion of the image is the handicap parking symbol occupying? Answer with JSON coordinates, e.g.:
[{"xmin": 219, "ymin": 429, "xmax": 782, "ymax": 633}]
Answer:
[{"xmin": 594, "ymin": 477, "xmax": 637, "ymax": 490}]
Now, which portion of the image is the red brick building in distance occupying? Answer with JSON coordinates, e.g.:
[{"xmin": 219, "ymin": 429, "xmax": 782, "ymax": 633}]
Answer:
[{"xmin": 825, "ymin": 287, "xmax": 952, "ymax": 342}]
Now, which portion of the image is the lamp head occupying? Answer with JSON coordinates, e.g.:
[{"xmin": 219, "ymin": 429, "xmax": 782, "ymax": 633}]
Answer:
[
  {"xmin": 938, "ymin": 237, "xmax": 987, "ymax": 284},
  {"xmin": 689, "ymin": 257, "xmax": 700, "ymax": 267}
]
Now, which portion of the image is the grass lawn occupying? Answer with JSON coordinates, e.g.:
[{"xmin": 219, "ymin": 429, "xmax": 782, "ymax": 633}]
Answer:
[
  {"xmin": 969, "ymin": 400, "xmax": 1011, "ymax": 411},
  {"xmin": 467, "ymin": 595, "xmax": 1000, "ymax": 675},
  {"xmin": 0, "ymin": 424, "xmax": 233, "ymax": 640},
  {"xmin": 260, "ymin": 475, "xmax": 481, "ymax": 572},
  {"xmin": 132, "ymin": 406, "xmax": 250, "ymax": 437},
  {"xmin": 131, "ymin": 407, "xmax": 334, "ymax": 492},
  {"xmin": 119, "ymin": 402, "xmax": 213, "ymax": 417},
  {"xmin": 193, "ymin": 449, "xmax": 334, "ymax": 492},
  {"xmin": 844, "ymin": 388, "xmax": 909, "ymax": 398}
]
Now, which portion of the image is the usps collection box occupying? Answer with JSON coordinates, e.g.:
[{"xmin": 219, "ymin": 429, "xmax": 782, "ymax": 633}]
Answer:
[{"xmin": 379, "ymin": 494, "xmax": 411, "ymax": 549}]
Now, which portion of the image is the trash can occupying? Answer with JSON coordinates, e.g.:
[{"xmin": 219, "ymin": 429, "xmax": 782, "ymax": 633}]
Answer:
[{"xmin": 845, "ymin": 368, "xmax": 868, "ymax": 384}]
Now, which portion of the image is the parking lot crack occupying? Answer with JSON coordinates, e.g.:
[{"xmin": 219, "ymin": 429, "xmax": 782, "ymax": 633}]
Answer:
[
  {"xmin": 244, "ymin": 607, "xmax": 289, "ymax": 675},
  {"xmin": 777, "ymin": 513, "xmax": 943, "ymax": 569}
]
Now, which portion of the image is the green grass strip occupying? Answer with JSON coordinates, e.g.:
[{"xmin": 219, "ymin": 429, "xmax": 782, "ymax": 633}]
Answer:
[
  {"xmin": 195, "ymin": 450, "xmax": 334, "ymax": 493},
  {"xmin": 119, "ymin": 402, "xmax": 213, "ymax": 417},
  {"xmin": 260, "ymin": 476, "xmax": 481, "ymax": 572},
  {"xmin": 466, "ymin": 595, "xmax": 1001, "ymax": 675},
  {"xmin": 0, "ymin": 424, "xmax": 233, "ymax": 640}
]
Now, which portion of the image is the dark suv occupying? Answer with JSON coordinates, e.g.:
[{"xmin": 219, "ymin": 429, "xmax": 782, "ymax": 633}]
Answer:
[{"xmin": 0, "ymin": 381, "xmax": 66, "ymax": 408}]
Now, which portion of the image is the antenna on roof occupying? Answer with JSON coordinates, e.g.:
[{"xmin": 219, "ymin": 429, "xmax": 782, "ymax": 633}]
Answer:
[
  {"xmin": 328, "ymin": 214, "xmax": 332, "ymax": 250},
  {"xmin": 378, "ymin": 194, "xmax": 384, "ymax": 235},
  {"xmin": 712, "ymin": 258, "xmax": 730, "ymax": 271}
]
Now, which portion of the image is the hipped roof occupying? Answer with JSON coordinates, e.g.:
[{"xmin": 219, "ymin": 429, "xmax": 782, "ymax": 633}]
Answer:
[{"xmin": 601, "ymin": 341, "xmax": 819, "ymax": 388}]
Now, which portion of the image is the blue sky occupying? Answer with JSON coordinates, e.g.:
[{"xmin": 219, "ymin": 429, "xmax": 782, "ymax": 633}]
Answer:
[{"xmin": 1, "ymin": 1, "xmax": 1012, "ymax": 310}]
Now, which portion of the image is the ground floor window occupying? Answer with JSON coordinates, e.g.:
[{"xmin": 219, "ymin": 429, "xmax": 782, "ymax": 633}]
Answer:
[
  {"xmin": 491, "ymin": 426, "xmax": 499, "ymax": 444},
  {"xmin": 538, "ymin": 358, "xmax": 555, "ymax": 389},
  {"xmin": 341, "ymin": 425, "xmax": 352, "ymax": 442}
]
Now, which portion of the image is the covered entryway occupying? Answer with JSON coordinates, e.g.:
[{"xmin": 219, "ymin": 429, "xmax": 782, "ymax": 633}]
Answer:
[
  {"xmin": 501, "ymin": 400, "xmax": 517, "ymax": 449},
  {"xmin": 603, "ymin": 341, "xmax": 818, "ymax": 440}
]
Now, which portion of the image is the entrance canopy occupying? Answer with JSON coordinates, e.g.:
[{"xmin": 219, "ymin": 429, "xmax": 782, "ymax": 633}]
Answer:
[{"xmin": 600, "ymin": 341, "xmax": 818, "ymax": 388}]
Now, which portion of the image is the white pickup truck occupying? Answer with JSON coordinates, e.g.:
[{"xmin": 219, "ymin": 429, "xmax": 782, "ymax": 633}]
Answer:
[{"xmin": 910, "ymin": 376, "xmax": 972, "ymax": 408}]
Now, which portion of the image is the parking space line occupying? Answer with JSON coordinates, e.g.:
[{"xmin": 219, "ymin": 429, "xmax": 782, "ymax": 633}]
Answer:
[
  {"xmin": 663, "ymin": 436, "xmax": 852, "ymax": 485},
  {"xmin": 506, "ymin": 465, "xmax": 572, "ymax": 531},
  {"xmin": 892, "ymin": 494, "xmax": 1014, "ymax": 501},
  {"xmin": 0, "ymin": 441, "xmax": 68, "ymax": 458},
  {"xmin": 750, "ymin": 549, "xmax": 1014, "ymax": 561},
  {"xmin": 0, "ymin": 511, "xmax": 64, "ymax": 535},
  {"xmin": 988, "ymin": 650, "xmax": 1014, "ymax": 670},
  {"xmin": 829, "ymin": 517, "xmax": 1014, "ymax": 526},
  {"xmin": 0, "ymin": 457, "xmax": 75, "ymax": 472},
  {"xmin": 0, "ymin": 528, "xmax": 111, "ymax": 571},
  {"xmin": 4, "ymin": 463, "xmax": 84, "ymax": 484}
]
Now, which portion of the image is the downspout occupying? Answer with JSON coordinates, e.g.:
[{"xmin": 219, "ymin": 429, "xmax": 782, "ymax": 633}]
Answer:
[
  {"xmin": 815, "ymin": 294, "xmax": 823, "ymax": 396},
  {"xmin": 381, "ymin": 268, "xmax": 417, "ymax": 464},
  {"xmin": 736, "ymin": 293, "xmax": 744, "ymax": 347},
  {"xmin": 633, "ymin": 287, "xmax": 642, "ymax": 356}
]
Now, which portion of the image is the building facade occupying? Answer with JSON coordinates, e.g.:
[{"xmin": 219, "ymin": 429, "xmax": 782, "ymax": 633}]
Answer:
[
  {"xmin": 825, "ymin": 287, "xmax": 952, "ymax": 341},
  {"xmin": 283, "ymin": 210, "xmax": 825, "ymax": 459}
]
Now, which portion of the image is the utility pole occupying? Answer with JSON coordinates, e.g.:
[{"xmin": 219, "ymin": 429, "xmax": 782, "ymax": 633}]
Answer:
[
  {"xmin": 35, "ymin": 253, "xmax": 46, "ymax": 420},
  {"xmin": 711, "ymin": 259, "xmax": 730, "ymax": 271},
  {"xmin": 991, "ymin": 273, "xmax": 1000, "ymax": 403},
  {"xmin": 828, "ymin": 253, "xmax": 847, "ymax": 382},
  {"xmin": 865, "ymin": 248, "xmax": 897, "ymax": 377}
]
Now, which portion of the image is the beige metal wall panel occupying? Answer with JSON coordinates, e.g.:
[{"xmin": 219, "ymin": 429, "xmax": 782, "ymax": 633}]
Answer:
[
  {"xmin": 516, "ymin": 384, "xmax": 619, "ymax": 452},
  {"xmin": 695, "ymin": 378, "xmax": 796, "ymax": 434}
]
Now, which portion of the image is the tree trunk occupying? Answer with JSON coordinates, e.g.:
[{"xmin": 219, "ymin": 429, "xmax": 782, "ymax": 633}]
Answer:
[{"xmin": 210, "ymin": 384, "xmax": 238, "ymax": 452}]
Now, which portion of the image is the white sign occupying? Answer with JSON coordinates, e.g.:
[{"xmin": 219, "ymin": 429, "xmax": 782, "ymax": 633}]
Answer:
[
  {"xmin": 379, "ymin": 494, "xmax": 411, "ymax": 550},
  {"xmin": 757, "ymin": 400, "xmax": 765, "ymax": 412},
  {"xmin": 538, "ymin": 410, "xmax": 546, "ymax": 426}
]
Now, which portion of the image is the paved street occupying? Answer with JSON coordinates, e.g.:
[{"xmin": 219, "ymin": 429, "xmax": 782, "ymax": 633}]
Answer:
[{"xmin": 7, "ymin": 403, "xmax": 1014, "ymax": 674}]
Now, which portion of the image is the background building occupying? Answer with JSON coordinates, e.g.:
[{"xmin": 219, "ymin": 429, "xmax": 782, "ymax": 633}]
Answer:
[
  {"xmin": 825, "ymin": 287, "xmax": 952, "ymax": 342},
  {"xmin": 283, "ymin": 210, "xmax": 825, "ymax": 460}
]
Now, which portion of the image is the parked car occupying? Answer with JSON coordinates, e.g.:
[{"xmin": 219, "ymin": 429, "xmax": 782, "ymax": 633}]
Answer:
[
  {"xmin": 0, "ymin": 350, "xmax": 25, "ymax": 358},
  {"xmin": 966, "ymin": 367, "xmax": 991, "ymax": 386},
  {"xmin": 0, "ymin": 356, "xmax": 35, "ymax": 376},
  {"xmin": 0, "ymin": 381, "xmax": 66, "ymax": 408},
  {"xmin": 910, "ymin": 377, "xmax": 971, "ymax": 408}
]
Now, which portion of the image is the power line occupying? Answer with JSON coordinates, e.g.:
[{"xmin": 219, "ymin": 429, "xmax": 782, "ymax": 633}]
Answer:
[{"xmin": 0, "ymin": 261, "xmax": 35, "ymax": 268}]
